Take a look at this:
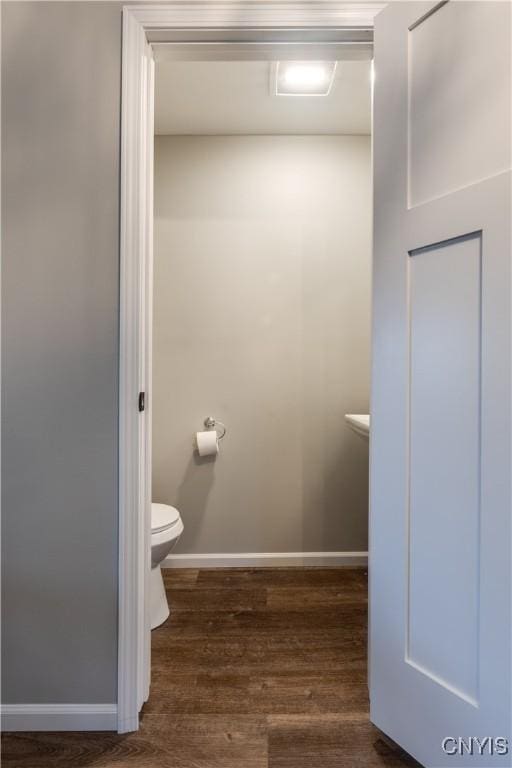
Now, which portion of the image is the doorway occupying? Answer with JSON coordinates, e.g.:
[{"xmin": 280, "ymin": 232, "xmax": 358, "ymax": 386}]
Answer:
[{"xmin": 118, "ymin": 3, "xmax": 381, "ymax": 733}]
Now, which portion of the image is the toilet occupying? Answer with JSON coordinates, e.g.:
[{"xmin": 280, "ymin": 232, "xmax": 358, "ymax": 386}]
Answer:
[{"xmin": 150, "ymin": 503, "xmax": 184, "ymax": 629}]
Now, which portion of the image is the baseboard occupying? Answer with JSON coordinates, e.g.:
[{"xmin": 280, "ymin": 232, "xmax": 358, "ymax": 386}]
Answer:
[
  {"xmin": 1, "ymin": 703, "xmax": 117, "ymax": 732},
  {"xmin": 162, "ymin": 551, "xmax": 368, "ymax": 568}
]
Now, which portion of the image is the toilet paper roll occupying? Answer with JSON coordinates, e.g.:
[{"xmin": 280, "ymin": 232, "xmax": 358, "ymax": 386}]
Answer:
[{"xmin": 196, "ymin": 430, "xmax": 219, "ymax": 457}]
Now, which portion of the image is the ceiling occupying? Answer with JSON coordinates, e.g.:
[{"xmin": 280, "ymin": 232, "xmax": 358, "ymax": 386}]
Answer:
[{"xmin": 154, "ymin": 60, "xmax": 371, "ymax": 136}]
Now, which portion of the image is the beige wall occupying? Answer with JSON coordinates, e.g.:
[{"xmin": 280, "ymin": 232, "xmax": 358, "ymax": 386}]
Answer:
[{"xmin": 153, "ymin": 135, "xmax": 371, "ymax": 554}]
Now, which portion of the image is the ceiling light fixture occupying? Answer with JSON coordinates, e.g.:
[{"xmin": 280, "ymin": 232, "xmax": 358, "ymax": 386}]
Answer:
[{"xmin": 275, "ymin": 61, "xmax": 337, "ymax": 96}]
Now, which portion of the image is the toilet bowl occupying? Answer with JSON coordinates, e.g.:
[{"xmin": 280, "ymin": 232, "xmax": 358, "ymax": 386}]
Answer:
[{"xmin": 150, "ymin": 503, "xmax": 183, "ymax": 629}]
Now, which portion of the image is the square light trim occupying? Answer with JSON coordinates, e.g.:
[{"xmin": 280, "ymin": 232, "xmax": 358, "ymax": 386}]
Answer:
[{"xmin": 275, "ymin": 61, "xmax": 337, "ymax": 96}]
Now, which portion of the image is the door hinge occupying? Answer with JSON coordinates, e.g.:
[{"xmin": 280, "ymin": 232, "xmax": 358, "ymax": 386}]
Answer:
[{"xmin": 138, "ymin": 392, "xmax": 145, "ymax": 412}]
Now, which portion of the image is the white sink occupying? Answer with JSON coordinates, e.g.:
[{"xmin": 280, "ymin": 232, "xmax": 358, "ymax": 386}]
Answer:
[{"xmin": 345, "ymin": 414, "xmax": 370, "ymax": 440}]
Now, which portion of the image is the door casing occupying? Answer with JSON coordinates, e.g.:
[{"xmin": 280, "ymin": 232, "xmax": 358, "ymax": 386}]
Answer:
[{"xmin": 118, "ymin": 0, "xmax": 383, "ymax": 734}]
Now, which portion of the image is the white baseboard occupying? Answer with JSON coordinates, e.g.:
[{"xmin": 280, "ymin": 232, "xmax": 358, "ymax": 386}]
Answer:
[
  {"xmin": 162, "ymin": 551, "xmax": 368, "ymax": 569},
  {"xmin": 1, "ymin": 703, "xmax": 117, "ymax": 732}
]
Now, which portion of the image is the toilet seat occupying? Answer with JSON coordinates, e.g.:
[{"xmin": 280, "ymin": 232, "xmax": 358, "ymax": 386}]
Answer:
[{"xmin": 152, "ymin": 503, "xmax": 180, "ymax": 534}]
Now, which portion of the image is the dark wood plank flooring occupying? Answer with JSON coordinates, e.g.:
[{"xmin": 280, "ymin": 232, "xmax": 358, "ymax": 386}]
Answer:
[{"xmin": 2, "ymin": 567, "xmax": 420, "ymax": 767}]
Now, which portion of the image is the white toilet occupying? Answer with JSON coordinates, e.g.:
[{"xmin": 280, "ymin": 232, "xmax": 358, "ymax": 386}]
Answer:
[{"xmin": 150, "ymin": 503, "xmax": 183, "ymax": 629}]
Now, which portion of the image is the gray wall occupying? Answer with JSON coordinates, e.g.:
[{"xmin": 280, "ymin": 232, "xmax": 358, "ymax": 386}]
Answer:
[
  {"xmin": 1, "ymin": 2, "xmax": 121, "ymax": 704},
  {"xmin": 153, "ymin": 135, "xmax": 371, "ymax": 554}
]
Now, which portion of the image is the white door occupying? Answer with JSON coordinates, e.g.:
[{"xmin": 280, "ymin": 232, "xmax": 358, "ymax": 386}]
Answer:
[{"xmin": 370, "ymin": 2, "xmax": 511, "ymax": 766}]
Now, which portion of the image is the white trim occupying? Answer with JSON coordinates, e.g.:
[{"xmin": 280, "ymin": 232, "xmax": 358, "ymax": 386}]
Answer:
[
  {"xmin": 1, "ymin": 704, "xmax": 117, "ymax": 733},
  {"xmin": 163, "ymin": 551, "xmax": 368, "ymax": 568},
  {"xmin": 119, "ymin": 1, "xmax": 380, "ymax": 735},
  {"xmin": 134, "ymin": 2, "xmax": 383, "ymax": 31},
  {"xmin": 140, "ymin": 40, "xmax": 155, "ymax": 715},
  {"xmin": 119, "ymin": 5, "xmax": 150, "ymax": 736}
]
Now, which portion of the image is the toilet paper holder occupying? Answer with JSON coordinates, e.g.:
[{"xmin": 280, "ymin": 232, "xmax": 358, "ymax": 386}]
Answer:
[{"xmin": 204, "ymin": 416, "xmax": 227, "ymax": 440}]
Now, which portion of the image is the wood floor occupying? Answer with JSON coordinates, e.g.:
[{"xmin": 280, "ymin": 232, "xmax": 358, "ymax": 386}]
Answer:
[{"xmin": 2, "ymin": 567, "xmax": 420, "ymax": 767}]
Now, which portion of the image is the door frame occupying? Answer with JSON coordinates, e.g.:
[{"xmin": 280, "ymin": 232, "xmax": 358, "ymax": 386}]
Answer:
[{"xmin": 118, "ymin": 0, "xmax": 383, "ymax": 733}]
